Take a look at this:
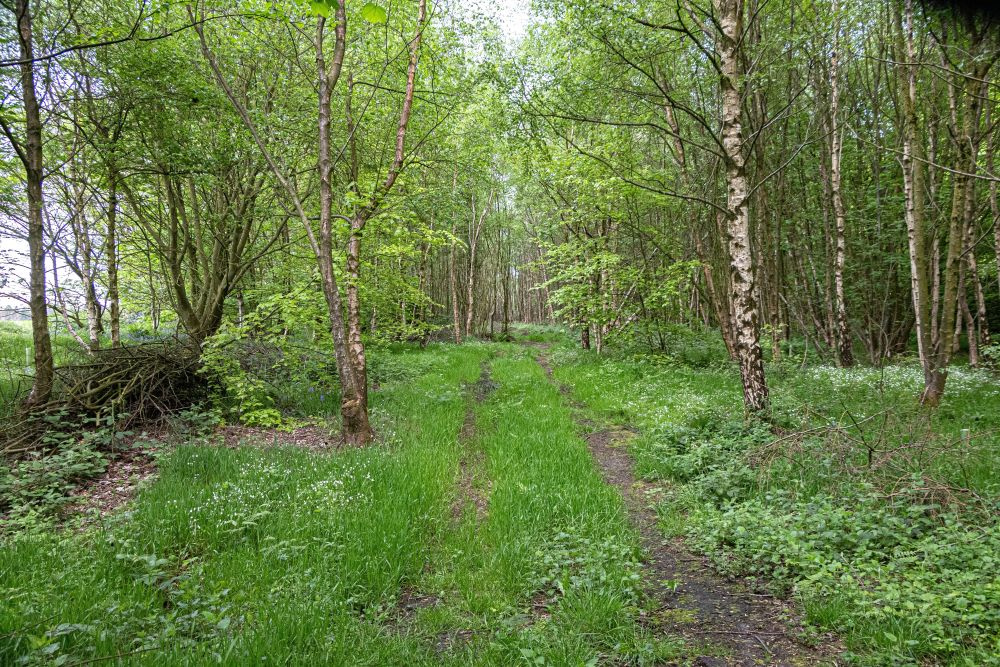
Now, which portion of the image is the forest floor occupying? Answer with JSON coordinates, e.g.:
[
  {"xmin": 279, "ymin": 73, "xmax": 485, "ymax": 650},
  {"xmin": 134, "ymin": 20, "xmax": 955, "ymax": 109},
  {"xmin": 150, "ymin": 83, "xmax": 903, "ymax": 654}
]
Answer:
[
  {"xmin": 3, "ymin": 328, "xmax": 999, "ymax": 665},
  {"xmin": 532, "ymin": 345, "xmax": 839, "ymax": 667}
]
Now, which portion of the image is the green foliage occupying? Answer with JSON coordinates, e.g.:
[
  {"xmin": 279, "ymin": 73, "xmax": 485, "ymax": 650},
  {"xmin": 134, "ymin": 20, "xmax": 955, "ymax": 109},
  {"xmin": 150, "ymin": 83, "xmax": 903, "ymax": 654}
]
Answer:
[
  {"xmin": 199, "ymin": 293, "xmax": 343, "ymax": 425},
  {"xmin": 689, "ymin": 482, "xmax": 1000, "ymax": 663},
  {"xmin": 637, "ymin": 416, "xmax": 768, "ymax": 506},
  {"xmin": 200, "ymin": 329, "xmax": 281, "ymax": 426},
  {"xmin": 554, "ymin": 347, "xmax": 1000, "ymax": 665},
  {"xmin": 1, "ymin": 429, "xmax": 109, "ymax": 528},
  {"xmin": 636, "ymin": 324, "xmax": 731, "ymax": 368},
  {"xmin": 533, "ymin": 531, "xmax": 642, "ymax": 602},
  {"xmin": 309, "ymin": 0, "xmax": 334, "ymax": 18},
  {"xmin": 360, "ymin": 2, "xmax": 388, "ymax": 24}
]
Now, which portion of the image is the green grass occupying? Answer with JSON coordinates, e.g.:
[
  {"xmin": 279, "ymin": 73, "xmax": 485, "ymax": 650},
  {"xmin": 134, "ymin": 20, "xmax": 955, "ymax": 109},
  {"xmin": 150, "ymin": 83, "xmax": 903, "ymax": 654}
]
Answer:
[
  {"xmin": 549, "ymin": 336, "xmax": 1000, "ymax": 666},
  {"xmin": 11, "ymin": 323, "xmax": 997, "ymax": 665},
  {"xmin": 1, "ymin": 343, "xmax": 489, "ymax": 664},
  {"xmin": 506, "ymin": 323, "xmax": 570, "ymax": 344},
  {"xmin": 0, "ymin": 341, "xmax": 686, "ymax": 665},
  {"xmin": 405, "ymin": 347, "xmax": 684, "ymax": 664}
]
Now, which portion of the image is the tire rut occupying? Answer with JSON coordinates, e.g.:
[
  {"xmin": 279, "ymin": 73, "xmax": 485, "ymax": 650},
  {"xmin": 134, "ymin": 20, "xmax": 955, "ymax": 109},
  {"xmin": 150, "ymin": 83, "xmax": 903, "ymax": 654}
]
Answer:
[{"xmin": 452, "ymin": 359, "xmax": 495, "ymax": 523}]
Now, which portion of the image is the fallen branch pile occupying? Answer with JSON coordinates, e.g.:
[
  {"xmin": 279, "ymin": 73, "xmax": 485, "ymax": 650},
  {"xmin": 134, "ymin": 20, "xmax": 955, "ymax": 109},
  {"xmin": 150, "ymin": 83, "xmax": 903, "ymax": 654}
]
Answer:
[{"xmin": 2, "ymin": 338, "xmax": 207, "ymax": 455}]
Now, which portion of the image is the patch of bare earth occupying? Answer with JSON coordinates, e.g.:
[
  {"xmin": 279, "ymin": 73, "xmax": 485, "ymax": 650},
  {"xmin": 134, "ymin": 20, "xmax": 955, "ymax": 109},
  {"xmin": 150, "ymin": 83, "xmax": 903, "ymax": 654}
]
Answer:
[
  {"xmin": 535, "ymin": 351, "xmax": 843, "ymax": 667},
  {"xmin": 64, "ymin": 426, "xmax": 173, "ymax": 524},
  {"xmin": 67, "ymin": 444, "xmax": 159, "ymax": 523},
  {"xmin": 452, "ymin": 361, "xmax": 495, "ymax": 523}
]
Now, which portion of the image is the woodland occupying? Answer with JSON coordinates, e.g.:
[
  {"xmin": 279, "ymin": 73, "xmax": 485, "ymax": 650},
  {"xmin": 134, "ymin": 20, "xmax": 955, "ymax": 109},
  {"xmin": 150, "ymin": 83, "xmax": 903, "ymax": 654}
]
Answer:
[{"xmin": 1, "ymin": 0, "xmax": 999, "ymax": 665}]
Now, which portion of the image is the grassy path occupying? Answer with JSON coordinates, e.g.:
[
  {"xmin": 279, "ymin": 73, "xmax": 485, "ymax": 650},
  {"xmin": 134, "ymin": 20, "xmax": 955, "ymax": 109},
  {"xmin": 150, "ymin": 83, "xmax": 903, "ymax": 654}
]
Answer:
[
  {"xmin": 2, "ymin": 343, "xmax": 683, "ymax": 665},
  {"xmin": 399, "ymin": 347, "xmax": 683, "ymax": 664}
]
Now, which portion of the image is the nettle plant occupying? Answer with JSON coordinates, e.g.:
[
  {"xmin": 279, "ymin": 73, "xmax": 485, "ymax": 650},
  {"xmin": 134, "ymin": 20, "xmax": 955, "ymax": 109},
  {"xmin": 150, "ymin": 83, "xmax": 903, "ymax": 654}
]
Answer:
[{"xmin": 0, "ymin": 411, "xmax": 128, "ymax": 524}]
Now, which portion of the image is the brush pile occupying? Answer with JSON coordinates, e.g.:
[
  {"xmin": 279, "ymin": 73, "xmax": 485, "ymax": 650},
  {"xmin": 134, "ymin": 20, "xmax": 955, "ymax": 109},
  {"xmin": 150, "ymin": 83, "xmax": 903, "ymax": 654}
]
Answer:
[{"xmin": 2, "ymin": 338, "xmax": 207, "ymax": 455}]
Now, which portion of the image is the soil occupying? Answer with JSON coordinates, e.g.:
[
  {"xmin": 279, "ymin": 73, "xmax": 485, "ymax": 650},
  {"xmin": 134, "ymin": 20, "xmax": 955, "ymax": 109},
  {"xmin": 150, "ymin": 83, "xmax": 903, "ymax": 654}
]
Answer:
[
  {"xmin": 534, "ymin": 348, "xmax": 843, "ymax": 667},
  {"xmin": 67, "ymin": 443, "xmax": 159, "ymax": 523},
  {"xmin": 452, "ymin": 361, "xmax": 495, "ymax": 521}
]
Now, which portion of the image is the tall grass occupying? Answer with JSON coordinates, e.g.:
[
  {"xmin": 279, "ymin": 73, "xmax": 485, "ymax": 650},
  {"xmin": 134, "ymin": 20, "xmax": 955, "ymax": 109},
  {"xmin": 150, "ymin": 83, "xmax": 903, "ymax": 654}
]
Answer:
[
  {"xmin": 0, "ymin": 344, "xmax": 488, "ymax": 665},
  {"xmin": 399, "ymin": 346, "xmax": 685, "ymax": 664}
]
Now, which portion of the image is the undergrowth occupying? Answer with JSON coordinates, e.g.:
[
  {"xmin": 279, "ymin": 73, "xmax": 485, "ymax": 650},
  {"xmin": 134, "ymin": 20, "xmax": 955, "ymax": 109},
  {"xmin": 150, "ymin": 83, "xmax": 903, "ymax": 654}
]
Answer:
[{"xmin": 551, "ymin": 334, "xmax": 1000, "ymax": 666}]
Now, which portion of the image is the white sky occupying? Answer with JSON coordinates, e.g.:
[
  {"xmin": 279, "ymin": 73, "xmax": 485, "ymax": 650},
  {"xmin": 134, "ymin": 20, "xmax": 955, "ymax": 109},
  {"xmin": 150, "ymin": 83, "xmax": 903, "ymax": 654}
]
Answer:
[{"xmin": 493, "ymin": 0, "xmax": 533, "ymax": 44}]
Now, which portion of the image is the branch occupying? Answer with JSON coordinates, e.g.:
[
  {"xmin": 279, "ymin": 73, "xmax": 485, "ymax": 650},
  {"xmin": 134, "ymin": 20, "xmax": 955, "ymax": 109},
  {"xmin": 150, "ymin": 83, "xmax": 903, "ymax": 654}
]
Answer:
[
  {"xmin": 0, "ymin": 6, "xmax": 263, "ymax": 68},
  {"xmin": 188, "ymin": 3, "xmax": 320, "ymax": 258}
]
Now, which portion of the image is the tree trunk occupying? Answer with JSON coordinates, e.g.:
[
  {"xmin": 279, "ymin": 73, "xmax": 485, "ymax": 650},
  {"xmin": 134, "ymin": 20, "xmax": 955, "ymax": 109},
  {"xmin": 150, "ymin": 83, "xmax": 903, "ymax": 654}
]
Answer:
[
  {"xmin": 71, "ymin": 156, "xmax": 102, "ymax": 353},
  {"xmin": 449, "ymin": 234, "xmax": 463, "ymax": 344},
  {"xmin": 15, "ymin": 0, "xmax": 54, "ymax": 407},
  {"xmin": 316, "ymin": 9, "xmax": 372, "ymax": 445},
  {"xmin": 342, "ymin": 215, "xmax": 372, "ymax": 442},
  {"xmin": 106, "ymin": 167, "xmax": 121, "ymax": 348},
  {"xmin": 465, "ymin": 191, "xmax": 491, "ymax": 338},
  {"xmin": 716, "ymin": 0, "xmax": 769, "ymax": 414},
  {"xmin": 502, "ymin": 230, "xmax": 511, "ymax": 339},
  {"xmin": 991, "ymin": 112, "xmax": 1000, "ymax": 305},
  {"xmin": 894, "ymin": 0, "xmax": 940, "ymax": 404},
  {"xmin": 829, "ymin": 3, "xmax": 854, "ymax": 367}
]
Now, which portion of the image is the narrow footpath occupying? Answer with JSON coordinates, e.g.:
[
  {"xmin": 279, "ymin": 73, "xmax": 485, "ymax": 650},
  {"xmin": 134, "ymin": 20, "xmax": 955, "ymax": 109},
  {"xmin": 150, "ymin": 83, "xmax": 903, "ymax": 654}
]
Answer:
[{"xmin": 533, "ymin": 347, "xmax": 842, "ymax": 667}]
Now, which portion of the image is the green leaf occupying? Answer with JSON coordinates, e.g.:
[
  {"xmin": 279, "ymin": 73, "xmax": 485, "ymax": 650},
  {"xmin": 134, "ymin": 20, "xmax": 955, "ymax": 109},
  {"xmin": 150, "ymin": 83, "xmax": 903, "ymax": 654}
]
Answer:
[
  {"xmin": 309, "ymin": 0, "xmax": 333, "ymax": 17},
  {"xmin": 360, "ymin": 2, "xmax": 387, "ymax": 23}
]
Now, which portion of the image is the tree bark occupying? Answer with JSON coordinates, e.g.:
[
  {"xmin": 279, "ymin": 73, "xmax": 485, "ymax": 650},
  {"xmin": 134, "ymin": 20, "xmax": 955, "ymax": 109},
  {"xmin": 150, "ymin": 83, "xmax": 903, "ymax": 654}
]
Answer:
[
  {"xmin": 316, "ymin": 7, "xmax": 373, "ymax": 444},
  {"xmin": 716, "ymin": 0, "xmax": 769, "ymax": 414},
  {"xmin": 338, "ymin": 0, "xmax": 427, "ymax": 441},
  {"xmin": 465, "ymin": 191, "xmax": 492, "ymax": 337},
  {"xmin": 14, "ymin": 0, "xmax": 54, "ymax": 407},
  {"xmin": 449, "ymin": 233, "xmax": 463, "ymax": 344},
  {"xmin": 894, "ymin": 0, "xmax": 939, "ymax": 404},
  {"xmin": 829, "ymin": 1, "xmax": 854, "ymax": 367},
  {"xmin": 106, "ymin": 167, "xmax": 121, "ymax": 348}
]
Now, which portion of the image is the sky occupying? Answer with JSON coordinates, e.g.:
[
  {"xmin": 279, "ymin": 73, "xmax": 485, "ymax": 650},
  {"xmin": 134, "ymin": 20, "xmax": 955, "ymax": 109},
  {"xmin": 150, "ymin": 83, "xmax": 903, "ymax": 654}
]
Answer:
[{"xmin": 493, "ymin": 0, "xmax": 533, "ymax": 44}]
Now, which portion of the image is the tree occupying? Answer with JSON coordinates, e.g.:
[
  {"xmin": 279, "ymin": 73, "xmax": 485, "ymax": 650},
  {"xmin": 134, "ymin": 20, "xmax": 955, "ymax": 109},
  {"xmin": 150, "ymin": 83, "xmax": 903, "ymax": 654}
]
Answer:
[
  {"xmin": 715, "ymin": 0, "xmax": 768, "ymax": 413},
  {"xmin": 195, "ymin": 0, "xmax": 429, "ymax": 443},
  {"xmin": 1, "ymin": 0, "xmax": 55, "ymax": 406}
]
